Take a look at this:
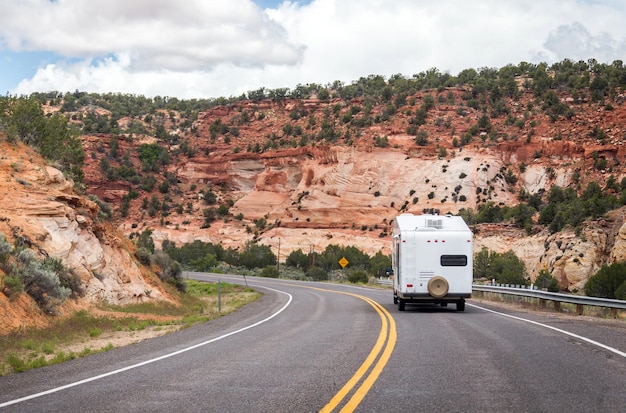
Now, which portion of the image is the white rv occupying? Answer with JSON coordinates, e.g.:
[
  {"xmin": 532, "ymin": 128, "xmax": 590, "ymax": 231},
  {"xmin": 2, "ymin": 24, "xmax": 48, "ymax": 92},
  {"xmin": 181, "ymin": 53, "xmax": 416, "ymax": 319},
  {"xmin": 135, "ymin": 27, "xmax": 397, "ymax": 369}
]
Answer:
[{"xmin": 392, "ymin": 213, "xmax": 473, "ymax": 311}]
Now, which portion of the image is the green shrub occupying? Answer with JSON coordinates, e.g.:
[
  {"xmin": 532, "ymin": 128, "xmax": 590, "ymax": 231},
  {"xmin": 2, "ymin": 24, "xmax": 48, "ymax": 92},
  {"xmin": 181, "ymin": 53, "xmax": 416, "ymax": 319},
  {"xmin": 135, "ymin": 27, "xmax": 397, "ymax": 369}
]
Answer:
[
  {"xmin": 136, "ymin": 229, "xmax": 155, "ymax": 254},
  {"xmin": 189, "ymin": 254, "xmax": 218, "ymax": 272},
  {"xmin": 89, "ymin": 328, "xmax": 103, "ymax": 338},
  {"xmin": 347, "ymin": 270, "xmax": 368, "ymax": 284},
  {"xmin": 534, "ymin": 269, "xmax": 560, "ymax": 292},
  {"xmin": 2, "ymin": 274, "xmax": 23, "ymax": 298},
  {"xmin": 286, "ymin": 249, "xmax": 309, "ymax": 270},
  {"xmin": 135, "ymin": 248, "xmax": 152, "ymax": 265},
  {"xmin": 260, "ymin": 266, "xmax": 279, "ymax": 278},
  {"xmin": 306, "ymin": 266, "xmax": 328, "ymax": 281},
  {"xmin": 151, "ymin": 251, "xmax": 172, "ymax": 270},
  {"xmin": 1, "ymin": 241, "xmax": 83, "ymax": 305},
  {"xmin": 43, "ymin": 257, "xmax": 84, "ymax": 298},
  {"xmin": 238, "ymin": 243, "xmax": 276, "ymax": 270},
  {"xmin": 6, "ymin": 353, "xmax": 27, "ymax": 373},
  {"xmin": 585, "ymin": 262, "xmax": 626, "ymax": 299},
  {"xmin": 0, "ymin": 234, "xmax": 12, "ymax": 263},
  {"xmin": 13, "ymin": 250, "xmax": 71, "ymax": 312},
  {"xmin": 474, "ymin": 249, "xmax": 528, "ymax": 286},
  {"xmin": 374, "ymin": 135, "xmax": 389, "ymax": 147},
  {"xmin": 164, "ymin": 261, "xmax": 185, "ymax": 292}
]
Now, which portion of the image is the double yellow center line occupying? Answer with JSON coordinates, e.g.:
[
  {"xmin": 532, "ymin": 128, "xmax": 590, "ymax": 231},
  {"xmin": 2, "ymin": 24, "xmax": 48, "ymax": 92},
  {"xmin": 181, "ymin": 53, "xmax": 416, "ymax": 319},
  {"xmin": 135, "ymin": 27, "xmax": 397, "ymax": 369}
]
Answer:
[
  {"xmin": 218, "ymin": 278, "xmax": 397, "ymax": 412},
  {"xmin": 313, "ymin": 289, "xmax": 397, "ymax": 413}
]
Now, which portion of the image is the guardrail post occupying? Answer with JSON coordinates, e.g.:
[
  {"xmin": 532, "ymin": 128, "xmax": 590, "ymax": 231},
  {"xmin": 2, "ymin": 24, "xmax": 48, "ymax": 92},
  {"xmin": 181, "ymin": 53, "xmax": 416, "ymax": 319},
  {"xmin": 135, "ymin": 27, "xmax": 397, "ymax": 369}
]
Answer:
[
  {"xmin": 218, "ymin": 280, "xmax": 221, "ymax": 313},
  {"xmin": 554, "ymin": 301, "xmax": 561, "ymax": 312},
  {"xmin": 576, "ymin": 304, "xmax": 583, "ymax": 315},
  {"xmin": 610, "ymin": 308, "xmax": 617, "ymax": 318}
]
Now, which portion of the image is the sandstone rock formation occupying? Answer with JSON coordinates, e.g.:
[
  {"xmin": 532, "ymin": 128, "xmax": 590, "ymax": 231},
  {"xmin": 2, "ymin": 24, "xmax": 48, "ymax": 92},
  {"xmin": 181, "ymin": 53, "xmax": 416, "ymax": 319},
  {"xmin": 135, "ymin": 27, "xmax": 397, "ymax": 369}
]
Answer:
[{"xmin": 0, "ymin": 141, "xmax": 171, "ymax": 334}]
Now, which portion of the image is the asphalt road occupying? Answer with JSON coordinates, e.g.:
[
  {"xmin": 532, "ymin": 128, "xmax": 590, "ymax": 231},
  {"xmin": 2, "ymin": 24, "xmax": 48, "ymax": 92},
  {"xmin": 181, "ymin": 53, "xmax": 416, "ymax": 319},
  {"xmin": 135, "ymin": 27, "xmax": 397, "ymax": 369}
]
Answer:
[{"xmin": 0, "ymin": 273, "xmax": 624, "ymax": 412}]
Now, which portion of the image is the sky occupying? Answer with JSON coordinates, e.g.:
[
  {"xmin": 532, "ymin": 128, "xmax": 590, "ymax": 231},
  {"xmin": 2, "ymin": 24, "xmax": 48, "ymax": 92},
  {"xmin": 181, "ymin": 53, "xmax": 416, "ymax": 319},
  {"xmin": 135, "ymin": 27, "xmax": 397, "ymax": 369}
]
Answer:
[{"xmin": 1, "ymin": 0, "xmax": 625, "ymax": 100}]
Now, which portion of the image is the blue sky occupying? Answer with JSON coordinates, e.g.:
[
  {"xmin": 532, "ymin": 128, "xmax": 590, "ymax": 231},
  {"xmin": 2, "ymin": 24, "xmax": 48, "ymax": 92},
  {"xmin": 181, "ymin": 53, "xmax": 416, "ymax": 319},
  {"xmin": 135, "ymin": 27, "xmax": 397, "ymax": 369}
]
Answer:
[
  {"xmin": 1, "ymin": 51, "xmax": 59, "ymax": 95},
  {"xmin": 0, "ymin": 0, "xmax": 625, "ymax": 99}
]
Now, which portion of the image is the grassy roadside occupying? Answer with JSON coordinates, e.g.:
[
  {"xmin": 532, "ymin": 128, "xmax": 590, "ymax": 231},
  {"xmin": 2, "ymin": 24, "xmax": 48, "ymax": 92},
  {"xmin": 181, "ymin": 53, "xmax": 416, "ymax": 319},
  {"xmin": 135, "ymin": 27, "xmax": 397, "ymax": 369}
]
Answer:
[{"xmin": 0, "ymin": 280, "xmax": 260, "ymax": 376}]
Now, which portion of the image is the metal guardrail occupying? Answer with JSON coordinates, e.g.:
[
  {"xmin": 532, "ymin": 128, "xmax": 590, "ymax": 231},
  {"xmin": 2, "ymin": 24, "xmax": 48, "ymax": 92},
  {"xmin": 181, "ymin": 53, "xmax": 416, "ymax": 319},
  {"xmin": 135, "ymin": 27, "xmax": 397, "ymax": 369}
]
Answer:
[
  {"xmin": 472, "ymin": 284, "xmax": 626, "ymax": 316},
  {"xmin": 376, "ymin": 279, "xmax": 625, "ymax": 316},
  {"xmin": 472, "ymin": 284, "xmax": 626, "ymax": 309},
  {"xmin": 377, "ymin": 278, "xmax": 393, "ymax": 287}
]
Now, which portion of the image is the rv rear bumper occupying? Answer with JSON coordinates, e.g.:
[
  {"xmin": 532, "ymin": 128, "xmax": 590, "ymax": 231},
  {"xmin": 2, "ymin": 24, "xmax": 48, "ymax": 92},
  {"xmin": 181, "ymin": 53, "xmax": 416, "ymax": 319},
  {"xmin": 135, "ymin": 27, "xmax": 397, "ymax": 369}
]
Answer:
[{"xmin": 397, "ymin": 293, "xmax": 471, "ymax": 302}]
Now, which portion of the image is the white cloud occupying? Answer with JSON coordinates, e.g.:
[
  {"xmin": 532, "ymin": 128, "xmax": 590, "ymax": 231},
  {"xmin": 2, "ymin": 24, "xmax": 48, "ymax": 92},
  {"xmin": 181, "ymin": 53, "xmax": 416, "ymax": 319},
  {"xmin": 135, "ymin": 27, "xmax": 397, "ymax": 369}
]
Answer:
[
  {"xmin": 0, "ymin": 0, "xmax": 303, "ymax": 69},
  {"xmin": 4, "ymin": 0, "xmax": 626, "ymax": 98},
  {"xmin": 543, "ymin": 22, "xmax": 626, "ymax": 62}
]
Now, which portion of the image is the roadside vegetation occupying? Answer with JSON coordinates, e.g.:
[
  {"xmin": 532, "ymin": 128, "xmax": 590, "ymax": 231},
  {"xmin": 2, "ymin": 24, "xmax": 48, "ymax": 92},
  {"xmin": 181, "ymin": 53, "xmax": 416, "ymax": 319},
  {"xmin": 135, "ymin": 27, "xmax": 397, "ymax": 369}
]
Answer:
[
  {"xmin": 0, "ymin": 234, "xmax": 83, "ymax": 313},
  {"xmin": 584, "ymin": 262, "xmax": 626, "ymax": 299},
  {"xmin": 0, "ymin": 279, "xmax": 258, "ymax": 376},
  {"xmin": 158, "ymin": 235, "xmax": 391, "ymax": 283},
  {"xmin": 158, "ymin": 231, "xmax": 625, "ymax": 299}
]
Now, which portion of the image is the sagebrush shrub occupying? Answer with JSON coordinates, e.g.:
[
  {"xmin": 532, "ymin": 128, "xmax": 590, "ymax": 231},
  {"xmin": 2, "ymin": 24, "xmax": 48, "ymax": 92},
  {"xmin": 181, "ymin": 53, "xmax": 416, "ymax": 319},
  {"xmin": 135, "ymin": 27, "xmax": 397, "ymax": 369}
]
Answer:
[
  {"xmin": 0, "ymin": 234, "xmax": 12, "ymax": 263},
  {"xmin": 7, "ymin": 249, "xmax": 72, "ymax": 311}
]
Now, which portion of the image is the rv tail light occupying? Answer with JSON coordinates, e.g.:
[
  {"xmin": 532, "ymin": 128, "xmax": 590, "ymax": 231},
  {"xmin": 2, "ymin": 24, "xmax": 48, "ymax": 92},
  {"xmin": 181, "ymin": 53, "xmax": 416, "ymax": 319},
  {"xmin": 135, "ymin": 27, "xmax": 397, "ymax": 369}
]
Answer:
[{"xmin": 407, "ymin": 283, "xmax": 413, "ymax": 288}]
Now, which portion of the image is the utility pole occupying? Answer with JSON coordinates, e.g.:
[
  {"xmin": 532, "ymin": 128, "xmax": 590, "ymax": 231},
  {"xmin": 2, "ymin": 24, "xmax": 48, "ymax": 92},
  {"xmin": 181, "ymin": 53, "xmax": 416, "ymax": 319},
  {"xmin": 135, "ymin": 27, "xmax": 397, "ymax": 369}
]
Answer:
[{"xmin": 276, "ymin": 238, "xmax": 281, "ymax": 276}]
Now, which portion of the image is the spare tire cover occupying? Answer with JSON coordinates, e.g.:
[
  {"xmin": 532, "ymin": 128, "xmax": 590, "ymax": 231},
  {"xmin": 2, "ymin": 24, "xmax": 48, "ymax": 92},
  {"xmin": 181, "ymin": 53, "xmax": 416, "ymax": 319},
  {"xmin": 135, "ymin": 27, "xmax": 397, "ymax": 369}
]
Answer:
[{"xmin": 427, "ymin": 276, "xmax": 449, "ymax": 298}]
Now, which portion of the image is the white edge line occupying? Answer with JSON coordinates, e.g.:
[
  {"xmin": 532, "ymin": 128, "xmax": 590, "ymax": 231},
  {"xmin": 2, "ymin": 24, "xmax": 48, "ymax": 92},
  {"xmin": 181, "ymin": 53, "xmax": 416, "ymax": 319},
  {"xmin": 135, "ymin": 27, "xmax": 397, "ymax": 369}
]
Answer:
[
  {"xmin": 468, "ymin": 303, "xmax": 626, "ymax": 359},
  {"xmin": 0, "ymin": 286, "xmax": 292, "ymax": 408}
]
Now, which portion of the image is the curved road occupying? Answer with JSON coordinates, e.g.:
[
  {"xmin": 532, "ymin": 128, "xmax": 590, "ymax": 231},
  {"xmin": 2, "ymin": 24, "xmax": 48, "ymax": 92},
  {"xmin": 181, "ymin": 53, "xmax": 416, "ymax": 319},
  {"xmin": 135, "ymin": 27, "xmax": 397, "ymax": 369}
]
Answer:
[{"xmin": 0, "ymin": 273, "xmax": 624, "ymax": 412}]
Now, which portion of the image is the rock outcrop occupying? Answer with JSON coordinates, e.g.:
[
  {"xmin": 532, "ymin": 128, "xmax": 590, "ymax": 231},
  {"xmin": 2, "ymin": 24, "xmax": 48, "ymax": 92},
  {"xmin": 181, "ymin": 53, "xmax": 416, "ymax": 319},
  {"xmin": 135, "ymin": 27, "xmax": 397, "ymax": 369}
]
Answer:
[
  {"xmin": 474, "ymin": 210, "xmax": 626, "ymax": 292},
  {"xmin": 0, "ymin": 141, "xmax": 171, "ymax": 334}
]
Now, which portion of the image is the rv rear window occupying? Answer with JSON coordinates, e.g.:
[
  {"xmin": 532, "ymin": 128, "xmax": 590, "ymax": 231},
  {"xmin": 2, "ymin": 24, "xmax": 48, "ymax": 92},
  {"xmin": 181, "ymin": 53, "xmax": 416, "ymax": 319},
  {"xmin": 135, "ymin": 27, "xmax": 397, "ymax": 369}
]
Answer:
[{"xmin": 440, "ymin": 255, "xmax": 467, "ymax": 266}]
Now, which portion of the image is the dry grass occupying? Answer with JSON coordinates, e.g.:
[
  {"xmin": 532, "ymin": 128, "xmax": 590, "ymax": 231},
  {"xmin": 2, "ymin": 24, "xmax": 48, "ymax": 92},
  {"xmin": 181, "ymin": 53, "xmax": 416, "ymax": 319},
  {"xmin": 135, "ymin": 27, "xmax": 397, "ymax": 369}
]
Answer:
[{"xmin": 0, "ymin": 280, "xmax": 260, "ymax": 376}]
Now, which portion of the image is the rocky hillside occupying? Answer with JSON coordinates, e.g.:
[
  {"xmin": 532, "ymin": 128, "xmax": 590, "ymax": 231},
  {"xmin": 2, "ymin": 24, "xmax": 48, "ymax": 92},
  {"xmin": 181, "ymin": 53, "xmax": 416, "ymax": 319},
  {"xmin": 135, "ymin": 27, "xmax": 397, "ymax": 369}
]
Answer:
[
  {"xmin": 0, "ymin": 140, "xmax": 174, "ymax": 334},
  {"xmin": 70, "ymin": 75, "xmax": 626, "ymax": 293}
]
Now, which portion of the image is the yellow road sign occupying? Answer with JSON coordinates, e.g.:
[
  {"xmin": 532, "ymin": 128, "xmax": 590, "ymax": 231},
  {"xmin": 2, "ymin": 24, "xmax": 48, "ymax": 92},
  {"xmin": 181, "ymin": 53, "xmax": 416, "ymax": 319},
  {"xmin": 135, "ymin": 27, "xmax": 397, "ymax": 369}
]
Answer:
[{"xmin": 339, "ymin": 257, "xmax": 349, "ymax": 268}]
